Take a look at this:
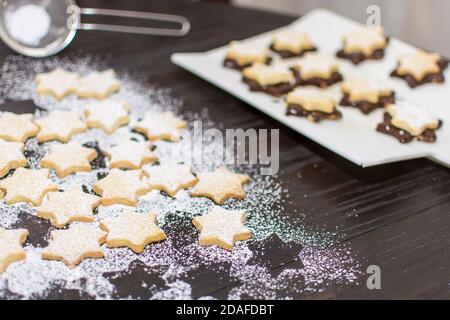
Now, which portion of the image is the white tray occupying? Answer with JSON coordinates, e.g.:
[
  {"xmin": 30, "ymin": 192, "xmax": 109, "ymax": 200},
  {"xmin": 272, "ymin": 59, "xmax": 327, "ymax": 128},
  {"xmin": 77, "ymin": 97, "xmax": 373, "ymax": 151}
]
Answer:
[{"xmin": 171, "ymin": 9, "xmax": 450, "ymax": 168}]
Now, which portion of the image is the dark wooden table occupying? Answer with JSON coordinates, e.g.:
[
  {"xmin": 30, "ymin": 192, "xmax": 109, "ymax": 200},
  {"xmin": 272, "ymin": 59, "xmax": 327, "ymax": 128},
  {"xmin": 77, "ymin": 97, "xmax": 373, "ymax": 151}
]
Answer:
[{"xmin": 1, "ymin": 0, "xmax": 449, "ymax": 300}]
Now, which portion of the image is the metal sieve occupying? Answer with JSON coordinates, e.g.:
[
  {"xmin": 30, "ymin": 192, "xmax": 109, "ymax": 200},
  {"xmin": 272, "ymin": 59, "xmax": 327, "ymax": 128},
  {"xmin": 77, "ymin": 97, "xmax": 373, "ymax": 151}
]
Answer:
[{"xmin": 0, "ymin": 0, "xmax": 191, "ymax": 57}]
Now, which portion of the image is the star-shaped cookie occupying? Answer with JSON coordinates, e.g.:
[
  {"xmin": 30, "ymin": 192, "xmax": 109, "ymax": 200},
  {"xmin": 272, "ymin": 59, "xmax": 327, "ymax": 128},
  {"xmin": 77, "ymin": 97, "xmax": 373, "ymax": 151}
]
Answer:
[
  {"xmin": 144, "ymin": 164, "xmax": 197, "ymax": 197},
  {"xmin": 40, "ymin": 142, "xmax": 98, "ymax": 178},
  {"xmin": 192, "ymin": 206, "xmax": 252, "ymax": 251},
  {"xmin": 0, "ymin": 112, "xmax": 39, "ymax": 142},
  {"xmin": 104, "ymin": 140, "xmax": 157, "ymax": 169},
  {"xmin": 100, "ymin": 209, "xmax": 166, "ymax": 253},
  {"xmin": 36, "ymin": 187, "xmax": 101, "ymax": 228},
  {"xmin": 341, "ymin": 78, "xmax": 392, "ymax": 104},
  {"xmin": 0, "ymin": 227, "xmax": 28, "ymax": 273},
  {"xmin": 190, "ymin": 167, "xmax": 249, "ymax": 204},
  {"xmin": 0, "ymin": 168, "xmax": 58, "ymax": 206},
  {"xmin": 293, "ymin": 53, "xmax": 340, "ymax": 79},
  {"xmin": 84, "ymin": 101, "xmax": 130, "ymax": 134},
  {"xmin": 76, "ymin": 69, "xmax": 121, "ymax": 99},
  {"xmin": 35, "ymin": 68, "xmax": 79, "ymax": 100},
  {"xmin": 396, "ymin": 51, "xmax": 441, "ymax": 81},
  {"xmin": 225, "ymin": 41, "xmax": 271, "ymax": 69},
  {"xmin": 93, "ymin": 169, "xmax": 149, "ymax": 206},
  {"xmin": 386, "ymin": 103, "xmax": 439, "ymax": 136},
  {"xmin": 35, "ymin": 111, "xmax": 87, "ymax": 143},
  {"xmin": 41, "ymin": 224, "xmax": 107, "ymax": 268},
  {"xmin": 0, "ymin": 139, "xmax": 27, "ymax": 178},
  {"xmin": 271, "ymin": 31, "xmax": 316, "ymax": 56},
  {"xmin": 134, "ymin": 111, "xmax": 187, "ymax": 142},
  {"xmin": 342, "ymin": 28, "xmax": 386, "ymax": 56}
]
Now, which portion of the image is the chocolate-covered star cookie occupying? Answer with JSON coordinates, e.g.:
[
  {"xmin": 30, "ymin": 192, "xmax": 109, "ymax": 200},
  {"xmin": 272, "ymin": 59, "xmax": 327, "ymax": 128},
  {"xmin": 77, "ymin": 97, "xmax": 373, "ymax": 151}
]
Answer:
[
  {"xmin": 340, "ymin": 78, "xmax": 395, "ymax": 114},
  {"xmin": 242, "ymin": 63, "xmax": 295, "ymax": 97},
  {"xmin": 270, "ymin": 31, "xmax": 317, "ymax": 59},
  {"xmin": 376, "ymin": 103, "xmax": 442, "ymax": 143},
  {"xmin": 286, "ymin": 87, "xmax": 341, "ymax": 122},
  {"xmin": 290, "ymin": 53, "xmax": 343, "ymax": 88},
  {"xmin": 224, "ymin": 41, "xmax": 271, "ymax": 71},
  {"xmin": 336, "ymin": 27, "xmax": 388, "ymax": 65},
  {"xmin": 391, "ymin": 50, "xmax": 449, "ymax": 88}
]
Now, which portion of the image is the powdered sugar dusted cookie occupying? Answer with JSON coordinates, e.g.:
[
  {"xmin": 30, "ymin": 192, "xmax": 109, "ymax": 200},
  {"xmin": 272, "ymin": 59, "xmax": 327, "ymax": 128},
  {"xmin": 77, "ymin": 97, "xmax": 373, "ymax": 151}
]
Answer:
[
  {"xmin": 100, "ymin": 208, "xmax": 166, "ymax": 253},
  {"xmin": 391, "ymin": 50, "xmax": 449, "ymax": 88},
  {"xmin": 190, "ymin": 166, "xmax": 249, "ymax": 204},
  {"xmin": 41, "ymin": 224, "xmax": 107, "ymax": 268},
  {"xmin": 144, "ymin": 164, "xmax": 197, "ymax": 197},
  {"xmin": 0, "ymin": 227, "xmax": 28, "ymax": 273},
  {"xmin": 0, "ymin": 168, "xmax": 57, "ymax": 206},
  {"xmin": 40, "ymin": 142, "xmax": 98, "ymax": 178},
  {"xmin": 134, "ymin": 111, "xmax": 187, "ymax": 142},
  {"xmin": 286, "ymin": 87, "xmax": 341, "ymax": 122},
  {"xmin": 84, "ymin": 101, "xmax": 130, "ymax": 134},
  {"xmin": 0, "ymin": 140, "xmax": 27, "ymax": 178},
  {"xmin": 242, "ymin": 63, "xmax": 295, "ymax": 97},
  {"xmin": 376, "ymin": 103, "xmax": 442, "ymax": 143},
  {"xmin": 340, "ymin": 78, "xmax": 395, "ymax": 114},
  {"xmin": 93, "ymin": 169, "xmax": 149, "ymax": 206},
  {"xmin": 35, "ymin": 111, "xmax": 87, "ymax": 143},
  {"xmin": 270, "ymin": 31, "xmax": 316, "ymax": 59},
  {"xmin": 76, "ymin": 69, "xmax": 121, "ymax": 99},
  {"xmin": 0, "ymin": 112, "xmax": 39, "ymax": 142},
  {"xmin": 224, "ymin": 41, "xmax": 271, "ymax": 71},
  {"xmin": 192, "ymin": 206, "xmax": 252, "ymax": 251},
  {"xmin": 104, "ymin": 140, "xmax": 157, "ymax": 169},
  {"xmin": 290, "ymin": 53, "xmax": 343, "ymax": 88},
  {"xmin": 337, "ymin": 27, "xmax": 388, "ymax": 64},
  {"xmin": 35, "ymin": 68, "xmax": 79, "ymax": 100},
  {"xmin": 36, "ymin": 187, "xmax": 101, "ymax": 228}
]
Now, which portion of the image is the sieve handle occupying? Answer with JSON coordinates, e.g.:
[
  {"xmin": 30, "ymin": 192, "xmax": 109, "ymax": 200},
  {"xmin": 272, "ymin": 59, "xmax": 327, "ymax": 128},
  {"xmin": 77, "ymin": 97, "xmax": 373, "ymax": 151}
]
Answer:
[{"xmin": 68, "ymin": 6, "xmax": 190, "ymax": 37}]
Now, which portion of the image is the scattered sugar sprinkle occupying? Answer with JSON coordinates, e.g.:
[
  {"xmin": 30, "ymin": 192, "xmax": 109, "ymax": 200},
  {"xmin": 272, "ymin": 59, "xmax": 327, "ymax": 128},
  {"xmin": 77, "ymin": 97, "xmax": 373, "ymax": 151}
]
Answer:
[{"xmin": 0, "ymin": 55, "xmax": 362, "ymax": 299}]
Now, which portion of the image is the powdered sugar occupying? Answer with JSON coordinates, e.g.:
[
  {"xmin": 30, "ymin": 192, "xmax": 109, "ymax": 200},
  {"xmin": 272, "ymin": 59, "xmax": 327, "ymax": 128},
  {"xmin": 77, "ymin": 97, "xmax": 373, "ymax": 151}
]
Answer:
[
  {"xmin": 5, "ymin": 4, "xmax": 51, "ymax": 47},
  {"xmin": 0, "ymin": 54, "xmax": 362, "ymax": 299}
]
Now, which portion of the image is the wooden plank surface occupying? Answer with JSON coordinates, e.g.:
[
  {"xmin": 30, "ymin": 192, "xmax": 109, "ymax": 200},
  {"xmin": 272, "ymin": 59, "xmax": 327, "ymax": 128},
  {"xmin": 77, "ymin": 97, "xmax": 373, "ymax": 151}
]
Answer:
[{"xmin": 0, "ymin": 0, "xmax": 449, "ymax": 299}]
